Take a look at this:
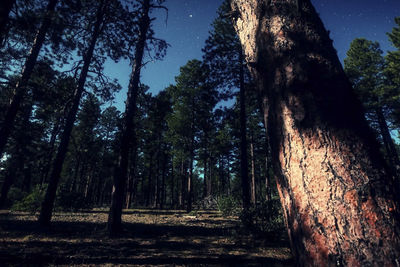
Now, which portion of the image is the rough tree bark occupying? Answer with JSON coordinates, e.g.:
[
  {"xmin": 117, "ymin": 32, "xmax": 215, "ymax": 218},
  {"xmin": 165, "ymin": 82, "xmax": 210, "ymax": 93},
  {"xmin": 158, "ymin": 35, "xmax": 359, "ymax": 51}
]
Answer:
[
  {"xmin": 107, "ymin": 0, "xmax": 150, "ymax": 235},
  {"xmin": 0, "ymin": 0, "xmax": 58, "ymax": 158},
  {"xmin": 231, "ymin": 0, "xmax": 400, "ymax": 265},
  {"xmin": 38, "ymin": 0, "xmax": 106, "ymax": 226}
]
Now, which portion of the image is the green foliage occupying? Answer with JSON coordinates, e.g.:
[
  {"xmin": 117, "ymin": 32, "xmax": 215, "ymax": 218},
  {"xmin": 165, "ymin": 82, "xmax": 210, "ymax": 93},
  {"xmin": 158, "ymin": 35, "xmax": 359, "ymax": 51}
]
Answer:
[
  {"xmin": 240, "ymin": 199, "xmax": 285, "ymax": 235},
  {"xmin": 55, "ymin": 190, "xmax": 91, "ymax": 212},
  {"xmin": 11, "ymin": 185, "xmax": 46, "ymax": 213},
  {"xmin": 216, "ymin": 195, "xmax": 241, "ymax": 216},
  {"xmin": 385, "ymin": 17, "xmax": 400, "ymax": 127},
  {"xmin": 6, "ymin": 187, "xmax": 27, "ymax": 206}
]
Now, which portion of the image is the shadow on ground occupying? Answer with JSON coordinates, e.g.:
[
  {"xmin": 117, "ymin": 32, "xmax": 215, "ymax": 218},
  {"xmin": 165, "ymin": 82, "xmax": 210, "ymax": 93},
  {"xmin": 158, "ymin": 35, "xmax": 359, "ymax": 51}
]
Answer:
[{"xmin": 0, "ymin": 209, "xmax": 293, "ymax": 266}]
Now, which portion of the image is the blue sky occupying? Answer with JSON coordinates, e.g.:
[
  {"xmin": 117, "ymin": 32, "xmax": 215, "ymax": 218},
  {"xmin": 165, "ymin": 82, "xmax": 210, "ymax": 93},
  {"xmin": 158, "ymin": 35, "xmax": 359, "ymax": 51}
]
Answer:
[{"xmin": 105, "ymin": 0, "xmax": 400, "ymax": 111}]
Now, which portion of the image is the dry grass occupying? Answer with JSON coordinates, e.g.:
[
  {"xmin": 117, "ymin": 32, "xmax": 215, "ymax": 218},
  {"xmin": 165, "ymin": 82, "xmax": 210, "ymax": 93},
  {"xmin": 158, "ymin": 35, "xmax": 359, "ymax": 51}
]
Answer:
[{"xmin": 0, "ymin": 209, "xmax": 293, "ymax": 266}]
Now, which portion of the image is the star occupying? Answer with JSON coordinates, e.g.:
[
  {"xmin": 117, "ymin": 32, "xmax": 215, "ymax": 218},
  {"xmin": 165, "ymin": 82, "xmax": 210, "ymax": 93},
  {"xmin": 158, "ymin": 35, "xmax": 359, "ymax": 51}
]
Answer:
[{"xmin": 189, "ymin": 14, "xmax": 193, "ymax": 18}]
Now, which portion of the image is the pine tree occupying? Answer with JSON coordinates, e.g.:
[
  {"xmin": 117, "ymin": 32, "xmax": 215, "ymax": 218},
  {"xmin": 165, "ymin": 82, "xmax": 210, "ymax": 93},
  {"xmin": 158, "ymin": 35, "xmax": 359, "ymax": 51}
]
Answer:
[
  {"xmin": 231, "ymin": 0, "xmax": 400, "ymax": 264},
  {"xmin": 203, "ymin": 0, "xmax": 251, "ymax": 209},
  {"xmin": 0, "ymin": 0, "xmax": 59, "ymax": 158},
  {"xmin": 385, "ymin": 17, "xmax": 400, "ymax": 128},
  {"xmin": 107, "ymin": 0, "xmax": 168, "ymax": 235},
  {"xmin": 344, "ymin": 38, "xmax": 400, "ymax": 176}
]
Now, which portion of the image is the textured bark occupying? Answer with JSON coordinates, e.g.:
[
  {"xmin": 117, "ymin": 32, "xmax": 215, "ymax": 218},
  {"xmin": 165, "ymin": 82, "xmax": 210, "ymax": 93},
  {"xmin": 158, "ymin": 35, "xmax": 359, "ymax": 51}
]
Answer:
[
  {"xmin": 232, "ymin": 0, "xmax": 400, "ymax": 265},
  {"xmin": 107, "ymin": 0, "xmax": 150, "ymax": 235},
  {"xmin": 39, "ymin": 0, "xmax": 105, "ymax": 227},
  {"xmin": 0, "ymin": 0, "xmax": 58, "ymax": 158},
  {"xmin": 0, "ymin": 0, "xmax": 15, "ymax": 46}
]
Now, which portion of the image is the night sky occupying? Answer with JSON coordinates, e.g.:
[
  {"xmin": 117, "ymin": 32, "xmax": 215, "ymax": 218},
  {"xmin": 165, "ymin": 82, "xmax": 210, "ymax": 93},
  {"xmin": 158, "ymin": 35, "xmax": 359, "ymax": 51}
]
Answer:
[{"xmin": 106, "ymin": 0, "xmax": 400, "ymax": 110}]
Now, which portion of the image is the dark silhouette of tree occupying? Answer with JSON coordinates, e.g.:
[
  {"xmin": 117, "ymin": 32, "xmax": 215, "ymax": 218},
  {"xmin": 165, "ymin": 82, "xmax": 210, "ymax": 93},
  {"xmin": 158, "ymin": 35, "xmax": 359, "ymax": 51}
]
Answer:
[
  {"xmin": 0, "ymin": 0, "xmax": 58, "ymax": 158},
  {"xmin": 107, "ymin": 0, "xmax": 168, "ymax": 235},
  {"xmin": 0, "ymin": 0, "xmax": 15, "ymax": 46}
]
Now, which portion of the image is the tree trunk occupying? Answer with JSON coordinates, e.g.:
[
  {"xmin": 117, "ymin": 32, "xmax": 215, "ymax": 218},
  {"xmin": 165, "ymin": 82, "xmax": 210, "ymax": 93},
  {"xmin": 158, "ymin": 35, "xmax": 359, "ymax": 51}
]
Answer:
[
  {"xmin": 0, "ymin": 0, "xmax": 58, "ymax": 157},
  {"xmin": 38, "ymin": 0, "xmax": 105, "ymax": 227},
  {"xmin": 160, "ymin": 151, "xmax": 167, "ymax": 209},
  {"xmin": 187, "ymin": 155, "xmax": 193, "ymax": 213},
  {"xmin": 146, "ymin": 154, "xmax": 153, "ymax": 207},
  {"xmin": 207, "ymin": 158, "xmax": 212, "ymax": 196},
  {"xmin": 126, "ymin": 143, "xmax": 138, "ymax": 209},
  {"xmin": 232, "ymin": 0, "xmax": 400, "ymax": 265},
  {"xmin": 171, "ymin": 158, "xmax": 175, "ymax": 207},
  {"xmin": 0, "ymin": 0, "xmax": 15, "ymax": 46},
  {"xmin": 239, "ymin": 50, "xmax": 250, "ymax": 209},
  {"xmin": 107, "ymin": 0, "xmax": 150, "ymax": 235},
  {"xmin": 178, "ymin": 158, "xmax": 184, "ymax": 208},
  {"xmin": 203, "ymin": 158, "xmax": 208, "ymax": 198},
  {"xmin": 250, "ymin": 135, "xmax": 256, "ymax": 205},
  {"xmin": 376, "ymin": 107, "xmax": 400, "ymax": 176},
  {"xmin": 0, "ymin": 167, "xmax": 15, "ymax": 208}
]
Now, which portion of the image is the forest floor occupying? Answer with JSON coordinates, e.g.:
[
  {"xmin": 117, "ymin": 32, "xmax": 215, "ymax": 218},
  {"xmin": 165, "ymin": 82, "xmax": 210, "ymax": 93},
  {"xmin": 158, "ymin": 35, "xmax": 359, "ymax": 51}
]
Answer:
[{"xmin": 0, "ymin": 209, "xmax": 293, "ymax": 266}]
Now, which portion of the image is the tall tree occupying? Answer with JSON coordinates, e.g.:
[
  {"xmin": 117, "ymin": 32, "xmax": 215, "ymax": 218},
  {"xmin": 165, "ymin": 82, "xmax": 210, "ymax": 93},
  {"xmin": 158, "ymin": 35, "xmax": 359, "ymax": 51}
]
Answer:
[
  {"xmin": 344, "ymin": 38, "xmax": 400, "ymax": 175},
  {"xmin": 108, "ymin": 0, "xmax": 168, "ymax": 234},
  {"xmin": 39, "ymin": 0, "xmax": 124, "ymax": 226},
  {"xmin": 231, "ymin": 0, "xmax": 400, "ymax": 265},
  {"xmin": 385, "ymin": 17, "xmax": 400, "ymax": 128},
  {"xmin": 203, "ymin": 0, "xmax": 251, "ymax": 208},
  {"xmin": 0, "ymin": 0, "xmax": 58, "ymax": 158}
]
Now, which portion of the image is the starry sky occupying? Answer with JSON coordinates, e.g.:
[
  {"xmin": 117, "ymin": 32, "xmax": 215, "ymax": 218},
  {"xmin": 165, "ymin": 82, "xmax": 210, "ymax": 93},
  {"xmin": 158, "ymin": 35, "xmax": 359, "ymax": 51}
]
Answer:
[{"xmin": 106, "ymin": 0, "xmax": 400, "ymax": 110}]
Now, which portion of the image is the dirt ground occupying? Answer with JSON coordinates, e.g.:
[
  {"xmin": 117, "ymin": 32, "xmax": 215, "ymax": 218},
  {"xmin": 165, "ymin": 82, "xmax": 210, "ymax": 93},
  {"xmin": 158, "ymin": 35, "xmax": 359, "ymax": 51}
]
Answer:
[{"xmin": 0, "ymin": 209, "xmax": 293, "ymax": 266}]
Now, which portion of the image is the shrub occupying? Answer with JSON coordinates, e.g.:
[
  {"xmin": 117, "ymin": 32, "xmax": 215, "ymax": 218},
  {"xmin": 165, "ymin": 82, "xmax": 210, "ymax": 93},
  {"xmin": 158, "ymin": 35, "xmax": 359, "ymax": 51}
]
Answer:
[
  {"xmin": 55, "ymin": 190, "xmax": 91, "ymax": 211},
  {"xmin": 216, "ymin": 195, "xmax": 241, "ymax": 216},
  {"xmin": 240, "ymin": 199, "xmax": 285, "ymax": 235},
  {"xmin": 11, "ymin": 185, "xmax": 46, "ymax": 213},
  {"xmin": 6, "ymin": 187, "xmax": 27, "ymax": 207}
]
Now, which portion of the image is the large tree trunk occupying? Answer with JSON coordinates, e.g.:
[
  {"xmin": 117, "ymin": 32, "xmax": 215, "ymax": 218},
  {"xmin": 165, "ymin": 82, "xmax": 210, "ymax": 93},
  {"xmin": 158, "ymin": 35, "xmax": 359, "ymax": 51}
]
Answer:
[
  {"xmin": 38, "ymin": 0, "xmax": 106, "ymax": 227},
  {"xmin": 0, "ymin": 0, "xmax": 15, "ymax": 46},
  {"xmin": 0, "ymin": 0, "xmax": 58, "ymax": 157},
  {"xmin": 107, "ymin": 0, "xmax": 150, "ymax": 235},
  {"xmin": 231, "ymin": 0, "xmax": 400, "ymax": 265}
]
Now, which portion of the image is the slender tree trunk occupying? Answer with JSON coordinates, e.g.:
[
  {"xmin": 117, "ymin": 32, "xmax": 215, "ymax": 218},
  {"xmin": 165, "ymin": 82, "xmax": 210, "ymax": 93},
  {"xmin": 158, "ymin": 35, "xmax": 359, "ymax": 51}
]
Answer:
[
  {"xmin": 239, "ymin": 50, "xmax": 250, "ymax": 209},
  {"xmin": 207, "ymin": 158, "xmax": 212, "ymax": 196},
  {"xmin": 178, "ymin": 158, "xmax": 184, "ymax": 208},
  {"xmin": 376, "ymin": 107, "xmax": 400, "ymax": 174},
  {"xmin": 250, "ymin": 134, "xmax": 256, "ymax": 205},
  {"xmin": 40, "ymin": 119, "xmax": 61, "ymax": 185},
  {"xmin": 232, "ymin": 0, "xmax": 400, "ymax": 265},
  {"xmin": 38, "ymin": 0, "xmax": 105, "ymax": 226},
  {"xmin": 161, "ymin": 151, "xmax": 167, "ymax": 209},
  {"xmin": 126, "ymin": 143, "xmax": 138, "ymax": 209},
  {"xmin": 171, "ymin": 158, "xmax": 175, "ymax": 207},
  {"xmin": 0, "ymin": 0, "xmax": 58, "ymax": 157},
  {"xmin": 203, "ymin": 158, "xmax": 208, "ymax": 197},
  {"xmin": 146, "ymin": 155, "xmax": 153, "ymax": 207},
  {"xmin": 107, "ymin": 0, "xmax": 150, "ymax": 235},
  {"xmin": 0, "ymin": 167, "xmax": 15, "ymax": 208},
  {"xmin": 0, "ymin": 0, "xmax": 15, "ymax": 46},
  {"xmin": 187, "ymin": 154, "xmax": 193, "ymax": 212}
]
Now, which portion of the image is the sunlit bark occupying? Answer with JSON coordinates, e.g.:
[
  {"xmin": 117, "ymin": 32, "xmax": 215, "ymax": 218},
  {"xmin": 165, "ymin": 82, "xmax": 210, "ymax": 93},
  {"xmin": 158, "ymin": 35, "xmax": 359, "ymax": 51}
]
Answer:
[{"xmin": 231, "ymin": 0, "xmax": 400, "ymax": 265}]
